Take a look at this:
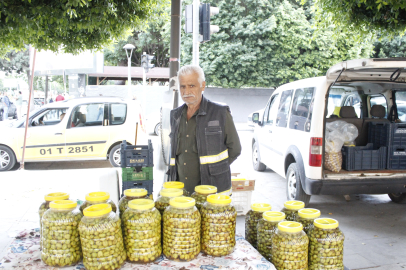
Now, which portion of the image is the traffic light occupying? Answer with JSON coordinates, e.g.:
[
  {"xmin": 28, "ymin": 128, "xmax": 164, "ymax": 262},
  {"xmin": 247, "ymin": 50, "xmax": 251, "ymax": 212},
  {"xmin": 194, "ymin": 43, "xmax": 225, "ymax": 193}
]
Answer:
[
  {"xmin": 141, "ymin": 53, "xmax": 155, "ymax": 73},
  {"xmin": 199, "ymin": 3, "xmax": 219, "ymax": 42}
]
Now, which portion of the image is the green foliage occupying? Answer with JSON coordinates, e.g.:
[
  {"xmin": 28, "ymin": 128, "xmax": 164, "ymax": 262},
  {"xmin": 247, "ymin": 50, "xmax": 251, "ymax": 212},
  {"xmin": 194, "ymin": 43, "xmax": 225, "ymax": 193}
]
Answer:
[
  {"xmin": 373, "ymin": 35, "xmax": 406, "ymax": 58},
  {"xmin": 0, "ymin": 46, "xmax": 30, "ymax": 75},
  {"xmin": 181, "ymin": 0, "xmax": 374, "ymax": 88},
  {"xmin": 0, "ymin": 0, "xmax": 161, "ymax": 54},
  {"xmin": 311, "ymin": 0, "xmax": 406, "ymax": 39}
]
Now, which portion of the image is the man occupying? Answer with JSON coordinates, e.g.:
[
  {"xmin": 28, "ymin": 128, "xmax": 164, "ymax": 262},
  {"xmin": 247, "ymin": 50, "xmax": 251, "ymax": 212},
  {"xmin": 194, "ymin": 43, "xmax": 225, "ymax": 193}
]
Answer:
[
  {"xmin": 169, "ymin": 65, "xmax": 241, "ymax": 194},
  {"xmin": 2, "ymin": 92, "xmax": 10, "ymax": 121},
  {"xmin": 55, "ymin": 93, "xmax": 65, "ymax": 102}
]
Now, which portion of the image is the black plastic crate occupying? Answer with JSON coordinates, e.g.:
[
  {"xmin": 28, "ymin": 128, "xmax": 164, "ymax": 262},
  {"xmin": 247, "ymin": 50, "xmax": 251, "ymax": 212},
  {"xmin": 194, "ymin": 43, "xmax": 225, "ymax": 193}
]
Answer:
[
  {"xmin": 122, "ymin": 180, "xmax": 153, "ymax": 197},
  {"xmin": 387, "ymin": 145, "xmax": 406, "ymax": 169},
  {"xmin": 368, "ymin": 122, "xmax": 391, "ymax": 149},
  {"xmin": 390, "ymin": 123, "xmax": 406, "ymax": 147},
  {"xmin": 342, "ymin": 143, "xmax": 387, "ymax": 171},
  {"xmin": 120, "ymin": 139, "xmax": 153, "ymax": 168}
]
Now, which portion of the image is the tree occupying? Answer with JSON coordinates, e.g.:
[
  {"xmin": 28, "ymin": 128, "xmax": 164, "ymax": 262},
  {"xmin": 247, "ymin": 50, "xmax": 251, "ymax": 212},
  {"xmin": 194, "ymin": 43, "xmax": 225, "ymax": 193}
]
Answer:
[
  {"xmin": 181, "ymin": 0, "xmax": 374, "ymax": 88},
  {"xmin": 0, "ymin": 0, "xmax": 161, "ymax": 55},
  {"xmin": 311, "ymin": 0, "xmax": 406, "ymax": 39},
  {"xmin": 373, "ymin": 35, "xmax": 406, "ymax": 58}
]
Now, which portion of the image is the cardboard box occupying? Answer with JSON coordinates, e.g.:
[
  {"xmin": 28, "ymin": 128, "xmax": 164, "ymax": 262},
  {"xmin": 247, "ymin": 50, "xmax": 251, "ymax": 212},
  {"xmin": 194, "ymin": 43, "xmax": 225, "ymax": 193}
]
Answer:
[{"xmin": 231, "ymin": 178, "xmax": 255, "ymax": 191}]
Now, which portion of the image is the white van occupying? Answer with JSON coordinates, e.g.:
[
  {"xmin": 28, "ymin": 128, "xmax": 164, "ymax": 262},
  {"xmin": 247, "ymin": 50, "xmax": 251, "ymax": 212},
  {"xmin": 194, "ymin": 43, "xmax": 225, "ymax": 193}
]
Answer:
[{"xmin": 252, "ymin": 58, "xmax": 406, "ymax": 205}]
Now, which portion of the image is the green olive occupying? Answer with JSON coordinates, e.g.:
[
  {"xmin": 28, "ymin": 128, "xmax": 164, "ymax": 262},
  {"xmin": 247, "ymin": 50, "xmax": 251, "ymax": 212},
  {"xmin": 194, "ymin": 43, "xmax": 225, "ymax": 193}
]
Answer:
[
  {"xmin": 271, "ymin": 230, "xmax": 309, "ymax": 269},
  {"xmin": 280, "ymin": 208, "xmax": 300, "ymax": 221},
  {"xmin": 200, "ymin": 203, "xmax": 237, "ymax": 257},
  {"xmin": 41, "ymin": 208, "xmax": 83, "ymax": 267},
  {"xmin": 80, "ymin": 199, "xmax": 117, "ymax": 214},
  {"xmin": 78, "ymin": 212, "xmax": 126, "ymax": 270},
  {"xmin": 256, "ymin": 219, "xmax": 280, "ymax": 262},
  {"xmin": 190, "ymin": 192, "xmax": 213, "ymax": 211},
  {"xmin": 245, "ymin": 210, "xmax": 264, "ymax": 248},
  {"xmin": 297, "ymin": 217, "xmax": 315, "ymax": 235},
  {"xmin": 122, "ymin": 207, "xmax": 161, "ymax": 263},
  {"xmin": 39, "ymin": 201, "xmax": 51, "ymax": 249},
  {"xmin": 118, "ymin": 195, "xmax": 149, "ymax": 219},
  {"xmin": 162, "ymin": 206, "xmax": 201, "ymax": 261},
  {"xmin": 155, "ymin": 196, "xmax": 171, "ymax": 216},
  {"xmin": 308, "ymin": 227, "xmax": 345, "ymax": 269}
]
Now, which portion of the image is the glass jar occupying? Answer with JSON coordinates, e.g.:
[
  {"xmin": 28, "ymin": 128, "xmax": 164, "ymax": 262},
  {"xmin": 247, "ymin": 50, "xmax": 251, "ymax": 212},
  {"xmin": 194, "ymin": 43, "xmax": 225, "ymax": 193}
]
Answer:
[
  {"xmin": 272, "ymin": 221, "xmax": 309, "ymax": 270},
  {"xmin": 280, "ymin": 200, "xmax": 305, "ymax": 221},
  {"xmin": 191, "ymin": 185, "xmax": 217, "ymax": 211},
  {"xmin": 155, "ymin": 188, "xmax": 183, "ymax": 215},
  {"xmin": 41, "ymin": 200, "xmax": 82, "ymax": 267},
  {"xmin": 79, "ymin": 204, "xmax": 126, "ymax": 270},
  {"xmin": 80, "ymin": 192, "xmax": 117, "ymax": 214},
  {"xmin": 308, "ymin": 218, "xmax": 345, "ymax": 270},
  {"xmin": 162, "ymin": 181, "xmax": 189, "ymax": 196},
  {"xmin": 245, "ymin": 203, "xmax": 272, "ymax": 248},
  {"xmin": 118, "ymin": 188, "xmax": 149, "ymax": 219},
  {"xmin": 297, "ymin": 208, "xmax": 321, "ymax": 234},
  {"xmin": 201, "ymin": 194, "xmax": 237, "ymax": 256},
  {"xmin": 163, "ymin": 197, "xmax": 200, "ymax": 261},
  {"xmin": 257, "ymin": 211, "xmax": 285, "ymax": 262},
  {"xmin": 122, "ymin": 199, "xmax": 161, "ymax": 263}
]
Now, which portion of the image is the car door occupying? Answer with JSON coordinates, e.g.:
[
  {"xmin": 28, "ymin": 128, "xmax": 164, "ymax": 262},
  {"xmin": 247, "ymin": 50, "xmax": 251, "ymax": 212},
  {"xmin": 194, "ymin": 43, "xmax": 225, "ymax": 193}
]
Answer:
[{"xmin": 64, "ymin": 103, "xmax": 110, "ymax": 158}]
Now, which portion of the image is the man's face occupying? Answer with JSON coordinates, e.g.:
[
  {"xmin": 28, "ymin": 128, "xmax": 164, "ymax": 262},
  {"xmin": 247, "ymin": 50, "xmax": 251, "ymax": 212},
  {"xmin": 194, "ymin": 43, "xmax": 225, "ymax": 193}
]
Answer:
[{"xmin": 179, "ymin": 72, "xmax": 205, "ymax": 106}]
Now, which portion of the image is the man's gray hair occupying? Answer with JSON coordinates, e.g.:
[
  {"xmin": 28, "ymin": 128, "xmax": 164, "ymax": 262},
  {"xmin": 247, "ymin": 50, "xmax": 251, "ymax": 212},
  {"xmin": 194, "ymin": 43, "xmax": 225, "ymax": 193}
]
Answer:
[{"xmin": 177, "ymin": 65, "xmax": 206, "ymax": 87}]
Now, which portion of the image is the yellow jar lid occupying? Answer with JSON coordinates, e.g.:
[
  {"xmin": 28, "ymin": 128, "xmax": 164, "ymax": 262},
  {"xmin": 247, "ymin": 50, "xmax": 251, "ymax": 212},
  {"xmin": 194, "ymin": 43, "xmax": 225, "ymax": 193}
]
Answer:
[
  {"xmin": 207, "ymin": 194, "xmax": 232, "ymax": 204},
  {"xmin": 128, "ymin": 199, "xmax": 154, "ymax": 210},
  {"xmin": 298, "ymin": 208, "xmax": 321, "ymax": 219},
  {"xmin": 163, "ymin": 181, "xmax": 184, "ymax": 189},
  {"xmin": 278, "ymin": 221, "xmax": 303, "ymax": 233},
  {"xmin": 124, "ymin": 188, "xmax": 148, "ymax": 197},
  {"xmin": 263, "ymin": 211, "xmax": 285, "ymax": 222},
  {"xmin": 160, "ymin": 188, "xmax": 183, "ymax": 197},
  {"xmin": 83, "ymin": 203, "xmax": 112, "ymax": 217},
  {"xmin": 169, "ymin": 197, "xmax": 195, "ymax": 208},
  {"xmin": 251, "ymin": 203, "xmax": 272, "ymax": 212},
  {"xmin": 85, "ymin": 192, "xmax": 110, "ymax": 202},
  {"xmin": 195, "ymin": 185, "xmax": 217, "ymax": 194},
  {"xmin": 50, "ymin": 200, "xmax": 77, "ymax": 209},
  {"xmin": 44, "ymin": 192, "xmax": 69, "ymax": 202},
  {"xmin": 314, "ymin": 218, "xmax": 339, "ymax": 229},
  {"xmin": 284, "ymin": 200, "xmax": 305, "ymax": 210}
]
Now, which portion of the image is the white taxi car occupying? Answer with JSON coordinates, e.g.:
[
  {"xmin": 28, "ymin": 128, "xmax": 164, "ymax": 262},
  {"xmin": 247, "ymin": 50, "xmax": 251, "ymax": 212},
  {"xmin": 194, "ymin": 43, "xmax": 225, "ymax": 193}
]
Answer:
[{"xmin": 0, "ymin": 97, "xmax": 147, "ymax": 171}]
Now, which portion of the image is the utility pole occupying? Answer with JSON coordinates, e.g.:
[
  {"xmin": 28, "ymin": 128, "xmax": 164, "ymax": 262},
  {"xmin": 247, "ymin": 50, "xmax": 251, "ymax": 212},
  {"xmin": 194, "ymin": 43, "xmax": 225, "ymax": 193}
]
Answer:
[
  {"xmin": 193, "ymin": 0, "xmax": 200, "ymax": 65},
  {"xmin": 169, "ymin": 0, "xmax": 181, "ymax": 109}
]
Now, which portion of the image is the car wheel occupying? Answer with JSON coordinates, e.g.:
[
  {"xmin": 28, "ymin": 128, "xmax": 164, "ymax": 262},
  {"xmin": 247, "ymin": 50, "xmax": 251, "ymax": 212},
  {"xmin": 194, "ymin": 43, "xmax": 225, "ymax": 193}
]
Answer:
[
  {"xmin": 109, "ymin": 145, "xmax": 121, "ymax": 167},
  {"xmin": 286, "ymin": 163, "xmax": 310, "ymax": 205},
  {"xmin": 388, "ymin": 193, "xmax": 406, "ymax": 204},
  {"xmin": 0, "ymin": 146, "xmax": 16, "ymax": 171},
  {"xmin": 154, "ymin": 123, "xmax": 161, "ymax": 136},
  {"xmin": 252, "ymin": 142, "xmax": 266, "ymax": 171}
]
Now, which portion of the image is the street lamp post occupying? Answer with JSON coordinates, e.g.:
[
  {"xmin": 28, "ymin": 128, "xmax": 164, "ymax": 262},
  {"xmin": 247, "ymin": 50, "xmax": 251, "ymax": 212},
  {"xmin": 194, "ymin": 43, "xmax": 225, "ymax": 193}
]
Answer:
[{"xmin": 123, "ymin": 44, "xmax": 135, "ymax": 99}]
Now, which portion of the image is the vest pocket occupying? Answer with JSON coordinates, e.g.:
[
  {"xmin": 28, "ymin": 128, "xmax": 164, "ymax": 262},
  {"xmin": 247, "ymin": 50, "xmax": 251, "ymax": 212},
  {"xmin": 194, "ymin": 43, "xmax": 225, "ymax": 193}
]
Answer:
[
  {"xmin": 205, "ymin": 126, "xmax": 222, "ymax": 155},
  {"xmin": 208, "ymin": 159, "xmax": 229, "ymax": 176}
]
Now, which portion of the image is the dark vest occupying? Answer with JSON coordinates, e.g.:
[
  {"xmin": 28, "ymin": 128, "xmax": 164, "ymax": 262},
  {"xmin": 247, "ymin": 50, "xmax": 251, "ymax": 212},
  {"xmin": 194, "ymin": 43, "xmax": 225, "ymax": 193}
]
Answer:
[{"xmin": 169, "ymin": 96, "xmax": 231, "ymax": 193}]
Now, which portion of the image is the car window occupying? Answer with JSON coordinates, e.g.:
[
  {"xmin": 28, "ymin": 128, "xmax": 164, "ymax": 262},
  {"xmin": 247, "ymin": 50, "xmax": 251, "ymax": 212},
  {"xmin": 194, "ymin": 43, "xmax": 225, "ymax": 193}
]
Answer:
[
  {"xmin": 264, "ymin": 94, "xmax": 279, "ymax": 126},
  {"xmin": 70, "ymin": 103, "xmax": 104, "ymax": 128},
  {"xmin": 394, "ymin": 91, "xmax": 406, "ymax": 122},
  {"xmin": 289, "ymin": 87, "xmax": 315, "ymax": 132},
  {"xmin": 31, "ymin": 108, "xmax": 67, "ymax": 127},
  {"xmin": 110, "ymin": 103, "xmax": 127, "ymax": 125},
  {"xmin": 369, "ymin": 95, "xmax": 387, "ymax": 118},
  {"xmin": 343, "ymin": 93, "xmax": 361, "ymax": 117},
  {"xmin": 276, "ymin": 90, "xmax": 293, "ymax": 128}
]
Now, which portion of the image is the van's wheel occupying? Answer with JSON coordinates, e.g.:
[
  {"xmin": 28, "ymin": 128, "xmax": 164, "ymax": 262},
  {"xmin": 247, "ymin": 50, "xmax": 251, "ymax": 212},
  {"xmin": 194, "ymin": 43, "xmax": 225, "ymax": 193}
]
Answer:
[
  {"xmin": 286, "ymin": 163, "xmax": 310, "ymax": 205},
  {"xmin": 252, "ymin": 142, "xmax": 266, "ymax": 171},
  {"xmin": 0, "ymin": 145, "xmax": 16, "ymax": 171},
  {"xmin": 109, "ymin": 145, "xmax": 121, "ymax": 167},
  {"xmin": 154, "ymin": 123, "xmax": 161, "ymax": 136},
  {"xmin": 388, "ymin": 193, "xmax": 406, "ymax": 204}
]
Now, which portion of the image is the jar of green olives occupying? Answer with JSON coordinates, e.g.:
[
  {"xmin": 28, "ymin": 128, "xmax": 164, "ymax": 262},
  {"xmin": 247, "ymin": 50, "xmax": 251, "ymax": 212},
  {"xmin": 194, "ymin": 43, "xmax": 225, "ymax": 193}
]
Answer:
[
  {"xmin": 122, "ymin": 199, "xmax": 161, "ymax": 263},
  {"xmin": 280, "ymin": 200, "xmax": 305, "ymax": 221},
  {"xmin": 162, "ymin": 181, "xmax": 189, "ymax": 196},
  {"xmin": 191, "ymin": 185, "xmax": 217, "ymax": 211},
  {"xmin": 201, "ymin": 194, "xmax": 237, "ymax": 256},
  {"xmin": 79, "ymin": 204, "xmax": 126, "ymax": 270},
  {"xmin": 308, "ymin": 218, "xmax": 344, "ymax": 270},
  {"xmin": 41, "ymin": 200, "xmax": 82, "ymax": 267},
  {"xmin": 272, "ymin": 221, "xmax": 309, "ymax": 270},
  {"xmin": 155, "ymin": 188, "xmax": 183, "ymax": 215},
  {"xmin": 163, "ymin": 197, "xmax": 201, "ymax": 261},
  {"xmin": 118, "ymin": 189, "xmax": 149, "ymax": 219},
  {"xmin": 257, "ymin": 211, "xmax": 285, "ymax": 262},
  {"xmin": 297, "ymin": 208, "xmax": 321, "ymax": 234},
  {"xmin": 80, "ymin": 192, "xmax": 117, "ymax": 214},
  {"xmin": 245, "ymin": 203, "xmax": 272, "ymax": 248}
]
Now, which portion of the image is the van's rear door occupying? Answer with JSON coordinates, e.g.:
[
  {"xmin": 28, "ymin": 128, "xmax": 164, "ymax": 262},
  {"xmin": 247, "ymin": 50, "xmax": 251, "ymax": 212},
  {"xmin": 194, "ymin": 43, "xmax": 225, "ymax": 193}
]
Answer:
[{"xmin": 326, "ymin": 58, "xmax": 406, "ymax": 83}]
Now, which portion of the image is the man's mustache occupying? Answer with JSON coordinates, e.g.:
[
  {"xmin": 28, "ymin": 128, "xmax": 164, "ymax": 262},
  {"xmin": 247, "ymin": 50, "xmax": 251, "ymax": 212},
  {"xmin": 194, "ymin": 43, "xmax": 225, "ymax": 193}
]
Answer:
[{"xmin": 182, "ymin": 94, "xmax": 195, "ymax": 98}]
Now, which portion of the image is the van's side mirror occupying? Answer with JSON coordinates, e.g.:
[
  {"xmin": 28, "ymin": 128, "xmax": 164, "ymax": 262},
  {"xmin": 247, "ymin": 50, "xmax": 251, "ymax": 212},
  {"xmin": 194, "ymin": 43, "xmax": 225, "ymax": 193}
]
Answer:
[{"xmin": 252, "ymin": 113, "xmax": 259, "ymax": 123}]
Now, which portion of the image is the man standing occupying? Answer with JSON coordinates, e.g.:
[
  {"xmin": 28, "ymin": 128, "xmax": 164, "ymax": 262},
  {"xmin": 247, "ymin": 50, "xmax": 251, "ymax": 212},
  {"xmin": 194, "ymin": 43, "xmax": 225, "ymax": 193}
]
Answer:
[
  {"xmin": 2, "ymin": 92, "xmax": 10, "ymax": 121},
  {"xmin": 169, "ymin": 65, "xmax": 241, "ymax": 194},
  {"xmin": 15, "ymin": 91, "xmax": 23, "ymax": 119},
  {"xmin": 55, "ymin": 93, "xmax": 65, "ymax": 102}
]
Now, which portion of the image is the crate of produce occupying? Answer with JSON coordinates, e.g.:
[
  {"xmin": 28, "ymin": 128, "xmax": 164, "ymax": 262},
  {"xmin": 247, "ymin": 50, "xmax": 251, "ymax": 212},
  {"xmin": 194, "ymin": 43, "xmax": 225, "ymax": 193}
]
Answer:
[
  {"xmin": 122, "ymin": 180, "xmax": 153, "ymax": 197},
  {"xmin": 120, "ymin": 139, "xmax": 153, "ymax": 168},
  {"xmin": 390, "ymin": 123, "xmax": 406, "ymax": 147},
  {"xmin": 368, "ymin": 122, "xmax": 391, "ymax": 149},
  {"xmin": 232, "ymin": 190, "xmax": 252, "ymax": 216},
  {"xmin": 341, "ymin": 143, "xmax": 387, "ymax": 171},
  {"xmin": 387, "ymin": 145, "xmax": 406, "ymax": 169},
  {"xmin": 122, "ymin": 167, "xmax": 153, "ymax": 181}
]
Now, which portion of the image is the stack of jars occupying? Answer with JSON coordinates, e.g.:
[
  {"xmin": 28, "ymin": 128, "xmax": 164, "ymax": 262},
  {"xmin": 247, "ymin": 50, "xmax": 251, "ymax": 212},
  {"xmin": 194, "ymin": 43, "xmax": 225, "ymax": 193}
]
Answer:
[
  {"xmin": 257, "ymin": 211, "xmax": 285, "ymax": 262},
  {"xmin": 155, "ymin": 188, "xmax": 183, "ymax": 215},
  {"xmin": 245, "ymin": 203, "xmax": 272, "ymax": 248},
  {"xmin": 80, "ymin": 192, "xmax": 117, "ymax": 214},
  {"xmin": 118, "ymin": 188, "xmax": 149, "ymax": 219},
  {"xmin": 280, "ymin": 200, "xmax": 304, "ymax": 221},
  {"xmin": 191, "ymin": 185, "xmax": 217, "ymax": 211},
  {"xmin": 162, "ymin": 181, "xmax": 189, "ymax": 196},
  {"xmin": 297, "ymin": 208, "xmax": 321, "ymax": 234},
  {"xmin": 201, "ymin": 194, "xmax": 237, "ymax": 256}
]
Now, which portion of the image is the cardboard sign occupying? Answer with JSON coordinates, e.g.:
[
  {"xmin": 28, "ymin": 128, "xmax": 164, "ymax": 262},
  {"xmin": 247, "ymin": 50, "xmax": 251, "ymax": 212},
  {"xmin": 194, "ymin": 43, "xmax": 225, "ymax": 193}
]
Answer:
[{"xmin": 231, "ymin": 178, "xmax": 255, "ymax": 191}]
